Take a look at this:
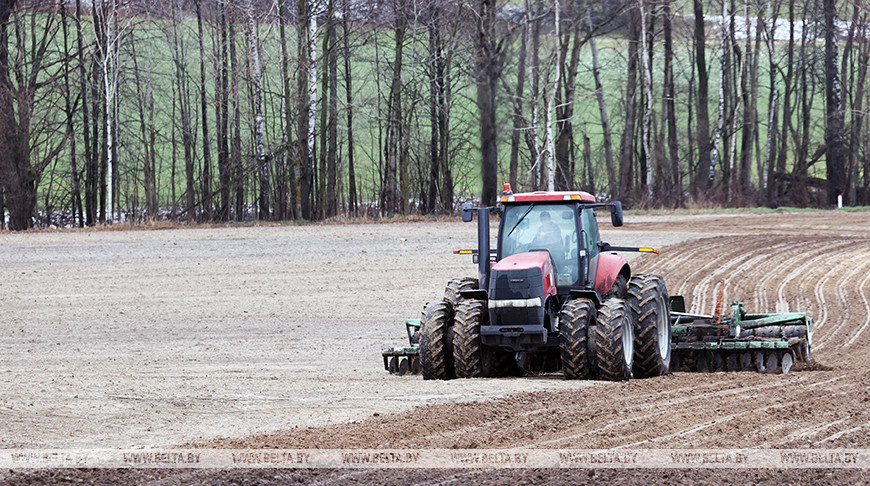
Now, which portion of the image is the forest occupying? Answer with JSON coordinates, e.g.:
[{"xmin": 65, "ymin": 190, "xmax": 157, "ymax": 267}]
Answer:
[{"xmin": 0, "ymin": 0, "xmax": 866, "ymax": 230}]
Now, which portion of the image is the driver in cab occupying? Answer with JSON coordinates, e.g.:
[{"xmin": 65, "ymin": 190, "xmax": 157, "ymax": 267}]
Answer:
[{"xmin": 532, "ymin": 211, "xmax": 562, "ymax": 253}]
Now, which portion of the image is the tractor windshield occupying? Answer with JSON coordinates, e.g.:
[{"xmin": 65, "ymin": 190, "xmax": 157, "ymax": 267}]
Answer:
[{"xmin": 500, "ymin": 203, "xmax": 579, "ymax": 286}]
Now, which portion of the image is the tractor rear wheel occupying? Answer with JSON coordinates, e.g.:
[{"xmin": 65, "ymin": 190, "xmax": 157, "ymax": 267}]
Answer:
[
  {"xmin": 605, "ymin": 274, "xmax": 628, "ymax": 299},
  {"xmin": 595, "ymin": 298, "xmax": 634, "ymax": 381},
  {"xmin": 445, "ymin": 277, "xmax": 479, "ymax": 309},
  {"xmin": 453, "ymin": 300, "xmax": 493, "ymax": 378},
  {"xmin": 420, "ymin": 301, "xmax": 456, "ymax": 380},
  {"xmin": 627, "ymin": 274, "xmax": 672, "ymax": 378},
  {"xmin": 560, "ymin": 298, "xmax": 595, "ymax": 380}
]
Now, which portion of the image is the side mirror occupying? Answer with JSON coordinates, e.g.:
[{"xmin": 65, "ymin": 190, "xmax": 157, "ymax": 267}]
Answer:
[
  {"xmin": 461, "ymin": 203, "xmax": 474, "ymax": 222},
  {"xmin": 610, "ymin": 201, "xmax": 623, "ymax": 227}
]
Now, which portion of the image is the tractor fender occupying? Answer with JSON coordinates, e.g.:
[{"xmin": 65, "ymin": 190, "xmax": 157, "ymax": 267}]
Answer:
[{"xmin": 595, "ymin": 253, "xmax": 630, "ymax": 296}]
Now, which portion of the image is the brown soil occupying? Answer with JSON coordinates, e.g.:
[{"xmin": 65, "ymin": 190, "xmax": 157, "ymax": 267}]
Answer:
[{"xmin": 3, "ymin": 210, "xmax": 870, "ymax": 484}]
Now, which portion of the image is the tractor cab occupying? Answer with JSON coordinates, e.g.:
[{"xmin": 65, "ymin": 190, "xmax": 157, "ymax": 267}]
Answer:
[{"xmin": 498, "ymin": 192, "xmax": 607, "ymax": 291}]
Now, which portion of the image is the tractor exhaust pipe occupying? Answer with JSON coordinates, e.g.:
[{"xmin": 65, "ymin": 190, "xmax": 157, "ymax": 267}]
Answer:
[
  {"xmin": 478, "ymin": 207, "xmax": 491, "ymax": 291},
  {"xmin": 461, "ymin": 202, "xmax": 492, "ymax": 292}
]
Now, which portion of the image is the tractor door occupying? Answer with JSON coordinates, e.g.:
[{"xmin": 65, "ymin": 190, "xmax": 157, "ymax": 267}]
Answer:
[{"xmin": 578, "ymin": 207, "xmax": 600, "ymax": 290}]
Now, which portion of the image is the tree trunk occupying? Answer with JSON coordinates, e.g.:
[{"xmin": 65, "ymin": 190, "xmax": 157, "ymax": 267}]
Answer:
[
  {"xmin": 326, "ymin": 0, "xmax": 338, "ymax": 218},
  {"xmin": 381, "ymin": 0, "xmax": 405, "ymax": 215},
  {"xmin": 98, "ymin": 0, "xmax": 118, "ymax": 223},
  {"xmin": 508, "ymin": 0, "xmax": 528, "ymax": 191},
  {"xmin": 61, "ymin": 3, "xmax": 84, "ymax": 226},
  {"xmin": 639, "ymin": 0, "xmax": 654, "ymax": 202},
  {"xmin": 692, "ymin": 0, "xmax": 713, "ymax": 197},
  {"xmin": 763, "ymin": 1, "xmax": 779, "ymax": 196},
  {"xmin": 851, "ymin": 16, "xmax": 868, "ymax": 204},
  {"xmin": 297, "ymin": 0, "xmax": 314, "ymax": 219},
  {"xmin": 247, "ymin": 0, "xmax": 269, "ymax": 220},
  {"xmin": 661, "ymin": 1, "xmax": 679, "ymax": 203},
  {"xmin": 590, "ymin": 30, "xmax": 616, "ymax": 198},
  {"xmin": 426, "ymin": 5, "xmax": 443, "ymax": 213},
  {"xmin": 342, "ymin": 0, "xmax": 356, "ymax": 215},
  {"xmin": 775, "ymin": 0, "xmax": 795, "ymax": 201},
  {"xmin": 824, "ymin": 0, "xmax": 846, "ymax": 205},
  {"xmin": 475, "ymin": 0, "xmax": 499, "ymax": 206},
  {"xmin": 195, "ymin": 0, "xmax": 212, "ymax": 220},
  {"xmin": 230, "ymin": 6, "xmax": 244, "ymax": 219},
  {"xmin": 554, "ymin": 5, "xmax": 585, "ymax": 191},
  {"xmin": 0, "ymin": 0, "xmax": 35, "ymax": 230},
  {"xmin": 618, "ymin": 5, "xmax": 640, "ymax": 200},
  {"xmin": 217, "ymin": 1, "xmax": 231, "ymax": 220}
]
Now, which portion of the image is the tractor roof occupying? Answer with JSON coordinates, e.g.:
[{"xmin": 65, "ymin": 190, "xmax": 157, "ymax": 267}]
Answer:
[{"xmin": 500, "ymin": 190, "xmax": 596, "ymax": 204}]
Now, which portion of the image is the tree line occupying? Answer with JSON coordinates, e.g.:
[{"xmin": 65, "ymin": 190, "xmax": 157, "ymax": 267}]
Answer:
[{"xmin": 0, "ymin": 0, "xmax": 866, "ymax": 230}]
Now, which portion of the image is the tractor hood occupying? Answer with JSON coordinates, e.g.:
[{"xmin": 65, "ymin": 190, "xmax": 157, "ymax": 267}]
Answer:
[
  {"xmin": 492, "ymin": 251, "xmax": 552, "ymax": 273},
  {"xmin": 486, "ymin": 251, "xmax": 556, "ymax": 341},
  {"xmin": 489, "ymin": 251, "xmax": 556, "ymax": 303}
]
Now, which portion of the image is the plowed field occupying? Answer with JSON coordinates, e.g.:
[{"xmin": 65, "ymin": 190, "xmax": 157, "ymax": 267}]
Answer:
[{"xmin": 3, "ymin": 211, "xmax": 869, "ymax": 484}]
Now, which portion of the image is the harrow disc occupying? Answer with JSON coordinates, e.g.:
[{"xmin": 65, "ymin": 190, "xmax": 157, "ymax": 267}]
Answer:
[
  {"xmin": 725, "ymin": 354, "xmax": 739, "ymax": 372},
  {"xmin": 763, "ymin": 352, "xmax": 779, "ymax": 374},
  {"xmin": 754, "ymin": 350, "xmax": 765, "ymax": 373},
  {"xmin": 739, "ymin": 352, "xmax": 752, "ymax": 371},
  {"xmin": 781, "ymin": 350, "xmax": 795, "ymax": 374}
]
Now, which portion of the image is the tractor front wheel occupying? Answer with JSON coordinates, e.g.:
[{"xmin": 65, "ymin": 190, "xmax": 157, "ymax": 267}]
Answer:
[
  {"xmin": 420, "ymin": 301, "xmax": 456, "ymax": 380},
  {"xmin": 453, "ymin": 300, "xmax": 493, "ymax": 378},
  {"xmin": 627, "ymin": 274, "xmax": 672, "ymax": 378},
  {"xmin": 595, "ymin": 298, "xmax": 634, "ymax": 381},
  {"xmin": 560, "ymin": 298, "xmax": 595, "ymax": 380}
]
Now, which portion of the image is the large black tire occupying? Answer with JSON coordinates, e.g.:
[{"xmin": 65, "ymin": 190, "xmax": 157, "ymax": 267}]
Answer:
[
  {"xmin": 419, "ymin": 301, "xmax": 455, "ymax": 380},
  {"xmin": 627, "ymin": 274, "xmax": 672, "ymax": 378},
  {"xmin": 595, "ymin": 298, "xmax": 634, "ymax": 381},
  {"xmin": 560, "ymin": 298, "xmax": 595, "ymax": 380},
  {"xmin": 605, "ymin": 274, "xmax": 628, "ymax": 299},
  {"xmin": 444, "ymin": 277, "xmax": 479, "ymax": 309},
  {"xmin": 453, "ymin": 300, "xmax": 491, "ymax": 378}
]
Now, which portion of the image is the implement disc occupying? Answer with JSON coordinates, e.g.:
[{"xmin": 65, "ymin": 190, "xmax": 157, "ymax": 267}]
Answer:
[
  {"xmin": 764, "ymin": 351, "xmax": 779, "ymax": 373},
  {"xmin": 725, "ymin": 354, "xmax": 739, "ymax": 372},
  {"xmin": 781, "ymin": 350, "xmax": 795, "ymax": 374},
  {"xmin": 740, "ymin": 353, "xmax": 752, "ymax": 371}
]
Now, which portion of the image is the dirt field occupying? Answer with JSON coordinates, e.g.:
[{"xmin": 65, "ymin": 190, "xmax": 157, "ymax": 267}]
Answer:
[{"xmin": 3, "ymin": 210, "xmax": 870, "ymax": 484}]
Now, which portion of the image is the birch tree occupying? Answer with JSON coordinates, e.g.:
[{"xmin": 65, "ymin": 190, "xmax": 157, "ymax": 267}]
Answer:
[{"xmin": 246, "ymin": 0, "xmax": 269, "ymax": 219}]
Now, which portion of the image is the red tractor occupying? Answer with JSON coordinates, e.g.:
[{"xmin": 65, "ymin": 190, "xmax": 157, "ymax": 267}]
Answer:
[{"xmin": 418, "ymin": 185, "xmax": 672, "ymax": 381}]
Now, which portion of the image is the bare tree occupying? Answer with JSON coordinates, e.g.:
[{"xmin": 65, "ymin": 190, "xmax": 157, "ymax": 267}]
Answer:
[
  {"xmin": 618, "ymin": 4, "xmax": 640, "ymax": 199},
  {"xmin": 0, "ymin": 0, "xmax": 67, "ymax": 230},
  {"xmin": 691, "ymin": 0, "xmax": 713, "ymax": 197},
  {"xmin": 195, "ymin": 0, "xmax": 213, "ymax": 219},
  {"xmin": 246, "ymin": 0, "xmax": 269, "ymax": 219},
  {"xmin": 473, "ymin": 0, "xmax": 503, "ymax": 206},
  {"xmin": 823, "ymin": 0, "xmax": 845, "ymax": 205}
]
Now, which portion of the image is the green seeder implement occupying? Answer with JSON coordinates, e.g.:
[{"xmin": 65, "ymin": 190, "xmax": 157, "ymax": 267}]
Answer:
[
  {"xmin": 382, "ymin": 299, "xmax": 813, "ymax": 376},
  {"xmin": 669, "ymin": 298, "xmax": 812, "ymax": 374},
  {"xmin": 381, "ymin": 318, "xmax": 422, "ymax": 375}
]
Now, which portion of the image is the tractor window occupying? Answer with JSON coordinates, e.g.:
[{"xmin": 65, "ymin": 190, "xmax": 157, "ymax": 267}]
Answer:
[
  {"xmin": 500, "ymin": 203, "xmax": 579, "ymax": 286},
  {"xmin": 580, "ymin": 208, "xmax": 599, "ymax": 252}
]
